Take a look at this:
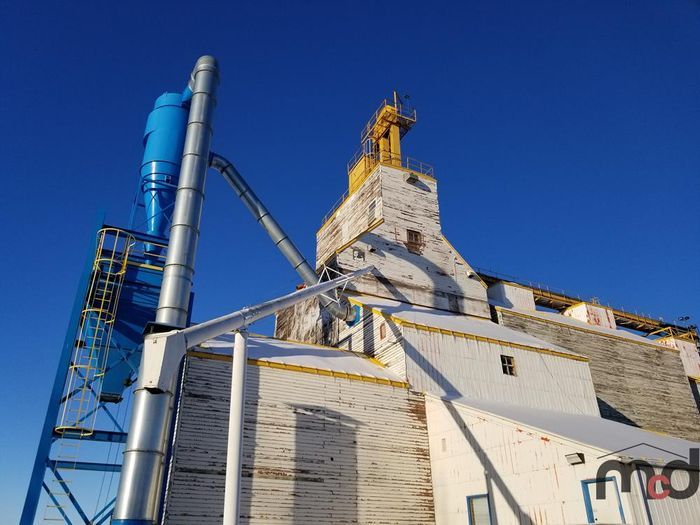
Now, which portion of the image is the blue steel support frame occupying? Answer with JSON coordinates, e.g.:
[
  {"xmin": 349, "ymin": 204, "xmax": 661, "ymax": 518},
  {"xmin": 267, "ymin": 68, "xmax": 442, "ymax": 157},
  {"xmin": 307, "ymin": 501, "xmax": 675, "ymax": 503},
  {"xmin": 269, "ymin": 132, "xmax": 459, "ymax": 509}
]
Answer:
[
  {"xmin": 24, "ymin": 84, "xmax": 187, "ymax": 524},
  {"xmin": 92, "ymin": 497, "xmax": 117, "ymax": 524},
  {"xmin": 41, "ymin": 483, "xmax": 72, "ymax": 525},
  {"xmin": 21, "ymin": 217, "xmax": 102, "ymax": 525},
  {"xmin": 49, "ymin": 466, "xmax": 92, "ymax": 524}
]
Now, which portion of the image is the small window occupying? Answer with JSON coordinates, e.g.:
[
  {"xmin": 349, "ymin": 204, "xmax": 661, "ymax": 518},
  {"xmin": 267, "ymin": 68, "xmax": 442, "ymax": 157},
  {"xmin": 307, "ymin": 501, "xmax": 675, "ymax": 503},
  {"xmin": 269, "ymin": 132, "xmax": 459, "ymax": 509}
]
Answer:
[
  {"xmin": 368, "ymin": 199, "xmax": 377, "ymax": 223},
  {"xmin": 501, "ymin": 355, "xmax": 516, "ymax": 376},
  {"xmin": 467, "ymin": 494, "xmax": 492, "ymax": 525},
  {"xmin": 406, "ymin": 229, "xmax": 423, "ymax": 254},
  {"xmin": 379, "ymin": 323, "xmax": 387, "ymax": 340}
]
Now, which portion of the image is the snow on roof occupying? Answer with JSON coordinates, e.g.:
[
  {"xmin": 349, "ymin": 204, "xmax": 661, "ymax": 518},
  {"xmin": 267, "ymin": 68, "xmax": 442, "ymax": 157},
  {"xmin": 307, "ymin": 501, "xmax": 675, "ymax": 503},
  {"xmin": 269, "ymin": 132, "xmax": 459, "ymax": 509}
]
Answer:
[
  {"xmin": 440, "ymin": 395, "xmax": 699, "ymax": 466},
  {"xmin": 197, "ymin": 334, "xmax": 406, "ymax": 386},
  {"xmin": 349, "ymin": 294, "xmax": 583, "ymax": 358},
  {"xmin": 492, "ymin": 302, "xmax": 666, "ymax": 348}
]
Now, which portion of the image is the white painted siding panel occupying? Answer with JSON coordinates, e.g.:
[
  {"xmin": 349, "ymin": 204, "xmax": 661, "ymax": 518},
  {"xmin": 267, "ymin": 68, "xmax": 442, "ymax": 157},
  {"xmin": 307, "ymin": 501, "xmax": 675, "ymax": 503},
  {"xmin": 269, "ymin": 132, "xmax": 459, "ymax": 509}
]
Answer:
[
  {"xmin": 403, "ymin": 327, "xmax": 600, "ymax": 416},
  {"xmin": 487, "ymin": 282, "xmax": 536, "ymax": 311},
  {"xmin": 628, "ymin": 466, "xmax": 700, "ymax": 525},
  {"xmin": 425, "ymin": 397, "xmax": 635, "ymax": 525},
  {"xmin": 164, "ymin": 355, "xmax": 435, "ymax": 524},
  {"xmin": 338, "ymin": 309, "xmax": 407, "ymax": 379}
]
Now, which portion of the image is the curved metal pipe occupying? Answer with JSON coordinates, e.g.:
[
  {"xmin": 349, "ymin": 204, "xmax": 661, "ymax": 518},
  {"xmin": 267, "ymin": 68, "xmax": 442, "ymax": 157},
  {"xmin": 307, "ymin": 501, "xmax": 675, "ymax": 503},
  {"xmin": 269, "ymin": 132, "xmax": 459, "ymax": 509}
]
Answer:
[{"xmin": 210, "ymin": 153, "xmax": 355, "ymax": 321}]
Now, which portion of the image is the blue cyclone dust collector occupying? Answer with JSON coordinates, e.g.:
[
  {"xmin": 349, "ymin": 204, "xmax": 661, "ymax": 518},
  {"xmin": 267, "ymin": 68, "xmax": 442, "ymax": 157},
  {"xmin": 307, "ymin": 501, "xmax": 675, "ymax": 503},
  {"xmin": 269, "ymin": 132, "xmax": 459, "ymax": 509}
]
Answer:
[
  {"xmin": 22, "ymin": 56, "xmax": 349, "ymax": 525},
  {"xmin": 20, "ymin": 84, "xmax": 191, "ymax": 525}
]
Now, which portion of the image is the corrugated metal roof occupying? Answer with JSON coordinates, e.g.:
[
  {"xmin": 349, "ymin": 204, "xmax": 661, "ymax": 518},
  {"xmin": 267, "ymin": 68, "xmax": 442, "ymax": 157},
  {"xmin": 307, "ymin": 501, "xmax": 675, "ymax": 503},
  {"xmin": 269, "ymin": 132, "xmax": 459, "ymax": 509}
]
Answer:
[
  {"xmin": 349, "ymin": 294, "xmax": 583, "ymax": 358},
  {"xmin": 492, "ymin": 302, "xmax": 667, "ymax": 348},
  {"xmin": 440, "ymin": 395, "xmax": 700, "ymax": 466},
  {"xmin": 198, "ymin": 334, "xmax": 406, "ymax": 385}
]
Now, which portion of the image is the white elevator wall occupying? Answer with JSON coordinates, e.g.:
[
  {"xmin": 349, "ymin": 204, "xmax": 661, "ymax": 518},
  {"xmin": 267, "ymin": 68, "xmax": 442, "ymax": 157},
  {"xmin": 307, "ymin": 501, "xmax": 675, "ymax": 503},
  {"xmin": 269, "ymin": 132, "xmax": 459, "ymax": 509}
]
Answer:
[{"xmin": 403, "ymin": 326, "xmax": 600, "ymax": 415}]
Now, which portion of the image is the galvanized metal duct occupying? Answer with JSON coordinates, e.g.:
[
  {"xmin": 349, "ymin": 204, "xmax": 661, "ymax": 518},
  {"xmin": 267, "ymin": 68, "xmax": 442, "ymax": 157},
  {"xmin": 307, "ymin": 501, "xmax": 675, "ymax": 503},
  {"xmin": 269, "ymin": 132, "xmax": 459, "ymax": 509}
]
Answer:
[
  {"xmin": 112, "ymin": 55, "xmax": 219, "ymax": 525},
  {"xmin": 209, "ymin": 153, "xmax": 355, "ymax": 322}
]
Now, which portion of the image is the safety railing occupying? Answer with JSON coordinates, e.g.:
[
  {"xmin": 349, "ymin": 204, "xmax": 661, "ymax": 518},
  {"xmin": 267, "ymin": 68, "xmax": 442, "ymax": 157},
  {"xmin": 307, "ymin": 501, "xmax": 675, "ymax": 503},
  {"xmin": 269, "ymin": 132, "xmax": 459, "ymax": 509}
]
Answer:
[
  {"xmin": 56, "ymin": 228, "xmax": 134, "ymax": 437},
  {"xmin": 347, "ymin": 148, "xmax": 434, "ymax": 177},
  {"xmin": 360, "ymin": 97, "xmax": 417, "ymax": 142},
  {"xmin": 46, "ymin": 228, "xmax": 134, "ymax": 522},
  {"xmin": 405, "ymin": 157, "xmax": 434, "ymax": 178},
  {"xmin": 474, "ymin": 266, "xmax": 696, "ymax": 336},
  {"xmin": 320, "ymin": 189, "xmax": 350, "ymax": 228}
]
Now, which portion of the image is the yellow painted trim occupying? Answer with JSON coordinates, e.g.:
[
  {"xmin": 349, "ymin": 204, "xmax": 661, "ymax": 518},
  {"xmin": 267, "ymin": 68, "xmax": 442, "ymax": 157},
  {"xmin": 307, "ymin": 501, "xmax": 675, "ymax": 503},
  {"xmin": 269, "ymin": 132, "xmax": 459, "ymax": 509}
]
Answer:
[
  {"xmin": 563, "ymin": 301, "xmax": 588, "ymax": 312},
  {"xmin": 495, "ymin": 307, "xmax": 677, "ymax": 352},
  {"xmin": 367, "ymin": 356, "xmax": 387, "ymax": 368},
  {"xmin": 688, "ymin": 375, "xmax": 700, "ymax": 383},
  {"xmin": 187, "ymin": 350, "xmax": 408, "ymax": 388},
  {"xmin": 126, "ymin": 260, "xmax": 163, "ymax": 271},
  {"xmin": 333, "ymin": 218, "xmax": 385, "ymax": 256},
  {"xmin": 347, "ymin": 298, "xmax": 589, "ymax": 362},
  {"xmin": 251, "ymin": 333, "xmax": 387, "ymax": 370},
  {"xmin": 656, "ymin": 332, "xmax": 697, "ymax": 344},
  {"xmin": 440, "ymin": 235, "xmax": 488, "ymax": 289}
]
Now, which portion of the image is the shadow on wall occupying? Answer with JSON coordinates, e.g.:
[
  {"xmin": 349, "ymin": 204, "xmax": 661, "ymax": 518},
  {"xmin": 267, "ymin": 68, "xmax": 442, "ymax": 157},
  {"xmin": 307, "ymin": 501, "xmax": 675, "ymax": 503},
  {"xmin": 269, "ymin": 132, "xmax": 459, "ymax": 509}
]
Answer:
[
  {"xmin": 291, "ymin": 405, "xmax": 359, "ymax": 524},
  {"xmin": 597, "ymin": 397, "xmax": 640, "ymax": 428},
  {"xmin": 238, "ymin": 365, "xmax": 260, "ymax": 524},
  {"xmin": 360, "ymin": 231, "xmax": 484, "ymax": 313},
  {"xmin": 689, "ymin": 381, "xmax": 700, "ymax": 414},
  {"xmin": 236, "ymin": 377, "xmax": 360, "ymax": 523},
  {"xmin": 334, "ymin": 212, "xmax": 565, "ymax": 522},
  {"xmin": 365, "ymin": 269, "xmax": 534, "ymax": 524}
]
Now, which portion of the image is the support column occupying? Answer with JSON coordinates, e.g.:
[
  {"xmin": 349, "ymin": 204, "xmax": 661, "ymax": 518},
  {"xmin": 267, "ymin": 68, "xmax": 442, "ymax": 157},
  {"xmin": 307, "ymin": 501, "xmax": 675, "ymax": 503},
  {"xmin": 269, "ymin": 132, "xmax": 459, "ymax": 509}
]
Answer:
[{"xmin": 223, "ymin": 331, "xmax": 248, "ymax": 525}]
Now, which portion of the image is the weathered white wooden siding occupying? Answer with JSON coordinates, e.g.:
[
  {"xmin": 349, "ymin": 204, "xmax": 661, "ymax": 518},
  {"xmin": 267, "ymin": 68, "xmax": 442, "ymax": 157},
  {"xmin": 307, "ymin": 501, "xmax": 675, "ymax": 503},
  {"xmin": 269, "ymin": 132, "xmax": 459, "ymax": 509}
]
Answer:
[
  {"xmin": 564, "ymin": 302, "xmax": 617, "ymax": 330},
  {"xmin": 164, "ymin": 355, "xmax": 435, "ymax": 524},
  {"xmin": 487, "ymin": 282, "xmax": 536, "ymax": 310},
  {"xmin": 402, "ymin": 326, "xmax": 600, "ymax": 416},
  {"xmin": 317, "ymin": 169, "xmax": 383, "ymax": 267},
  {"xmin": 425, "ymin": 397, "xmax": 634, "ymax": 525},
  {"xmin": 337, "ymin": 308, "xmax": 407, "ymax": 378},
  {"xmin": 274, "ymin": 296, "xmax": 330, "ymax": 345},
  {"xmin": 497, "ymin": 307, "xmax": 700, "ymax": 440},
  {"xmin": 658, "ymin": 336, "xmax": 700, "ymax": 379},
  {"xmin": 316, "ymin": 165, "xmax": 490, "ymax": 318}
]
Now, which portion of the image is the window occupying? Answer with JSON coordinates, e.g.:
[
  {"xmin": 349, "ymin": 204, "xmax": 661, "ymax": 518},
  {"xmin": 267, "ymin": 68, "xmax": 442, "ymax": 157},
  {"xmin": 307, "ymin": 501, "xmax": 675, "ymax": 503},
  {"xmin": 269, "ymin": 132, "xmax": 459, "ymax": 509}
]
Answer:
[
  {"xmin": 379, "ymin": 323, "xmax": 387, "ymax": 340},
  {"xmin": 466, "ymin": 494, "xmax": 492, "ymax": 525},
  {"xmin": 367, "ymin": 199, "xmax": 377, "ymax": 223},
  {"xmin": 406, "ymin": 229, "xmax": 423, "ymax": 254},
  {"xmin": 501, "ymin": 355, "xmax": 516, "ymax": 376}
]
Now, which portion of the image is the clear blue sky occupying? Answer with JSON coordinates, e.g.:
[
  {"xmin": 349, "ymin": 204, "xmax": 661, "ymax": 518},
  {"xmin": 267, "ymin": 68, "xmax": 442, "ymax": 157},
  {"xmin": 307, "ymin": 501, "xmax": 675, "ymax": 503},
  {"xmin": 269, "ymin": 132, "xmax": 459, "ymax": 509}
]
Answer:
[{"xmin": 2, "ymin": 0, "xmax": 699, "ymax": 520}]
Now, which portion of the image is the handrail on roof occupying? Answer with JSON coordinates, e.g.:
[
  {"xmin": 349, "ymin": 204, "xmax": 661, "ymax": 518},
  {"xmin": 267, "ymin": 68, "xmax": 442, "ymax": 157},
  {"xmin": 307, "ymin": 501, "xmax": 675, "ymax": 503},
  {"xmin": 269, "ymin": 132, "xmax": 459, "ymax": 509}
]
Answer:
[{"xmin": 360, "ymin": 97, "xmax": 417, "ymax": 142}]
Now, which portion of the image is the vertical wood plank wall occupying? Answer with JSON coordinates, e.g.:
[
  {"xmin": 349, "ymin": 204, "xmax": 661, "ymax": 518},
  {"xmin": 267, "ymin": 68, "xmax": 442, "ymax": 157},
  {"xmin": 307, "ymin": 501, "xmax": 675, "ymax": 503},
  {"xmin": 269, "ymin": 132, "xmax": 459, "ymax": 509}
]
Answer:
[
  {"xmin": 497, "ymin": 309, "xmax": 700, "ymax": 440},
  {"xmin": 164, "ymin": 355, "xmax": 436, "ymax": 524}
]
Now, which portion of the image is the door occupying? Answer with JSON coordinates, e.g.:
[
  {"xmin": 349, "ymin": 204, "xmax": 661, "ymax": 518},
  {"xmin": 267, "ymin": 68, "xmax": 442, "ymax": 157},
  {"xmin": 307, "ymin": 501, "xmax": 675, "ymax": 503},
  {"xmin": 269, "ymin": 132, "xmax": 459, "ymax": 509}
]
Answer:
[
  {"xmin": 466, "ymin": 494, "xmax": 492, "ymax": 525},
  {"xmin": 582, "ymin": 478, "xmax": 626, "ymax": 524}
]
